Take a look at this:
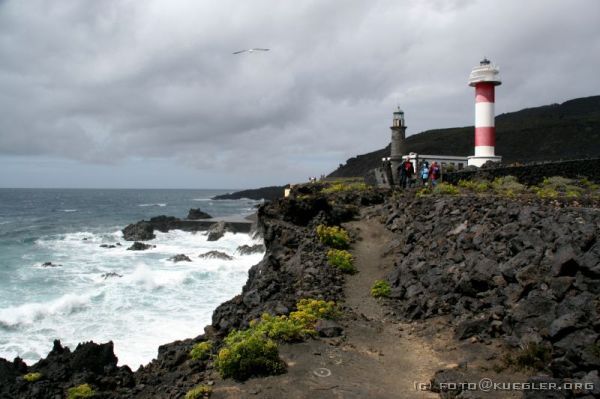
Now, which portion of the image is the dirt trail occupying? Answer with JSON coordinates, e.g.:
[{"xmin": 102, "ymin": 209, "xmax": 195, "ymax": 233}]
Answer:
[
  {"xmin": 338, "ymin": 214, "xmax": 451, "ymax": 398},
  {"xmin": 214, "ymin": 210, "xmax": 459, "ymax": 398}
]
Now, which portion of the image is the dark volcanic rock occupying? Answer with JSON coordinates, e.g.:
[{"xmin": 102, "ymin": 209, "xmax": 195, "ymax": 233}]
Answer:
[
  {"xmin": 315, "ymin": 319, "xmax": 343, "ymax": 337},
  {"xmin": 382, "ymin": 193, "xmax": 600, "ymax": 387},
  {"xmin": 100, "ymin": 244, "xmax": 117, "ymax": 248},
  {"xmin": 122, "ymin": 221, "xmax": 155, "ymax": 241},
  {"xmin": 187, "ymin": 208, "xmax": 212, "ymax": 220},
  {"xmin": 127, "ymin": 241, "xmax": 155, "ymax": 251},
  {"xmin": 212, "ymin": 186, "xmax": 285, "ymax": 201},
  {"xmin": 0, "ymin": 340, "xmax": 134, "ymax": 399},
  {"xmin": 41, "ymin": 261, "xmax": 60, "ymax": 267},
  {"xmin": 236, "ymin": 244, "xmax": 266, "ymax": 255},
  {"xmin": 199, "ymin": 250, "xmax": 234, "ymax": 260},
  {"xmin": 169, "ymin": 254, "xmax": 192, "ymax": 263},
  {"xmin": 207, "ymin": 221, "xmax": 232, "ymax": 241},
  {"xmin": 101, "ymin": 272, "xmax": 123, "ymax": 279}
]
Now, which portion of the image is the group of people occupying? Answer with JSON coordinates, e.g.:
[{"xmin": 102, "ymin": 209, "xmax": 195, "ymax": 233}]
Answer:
[{"xmin": 397, "ymin": 158, "xmax": 441, "ymax": 188}]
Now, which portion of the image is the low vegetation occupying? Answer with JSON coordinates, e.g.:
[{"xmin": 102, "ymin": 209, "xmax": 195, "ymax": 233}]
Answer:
[
  {"xmin": 185, "ymin": 384, "xmax": 212, "ymax": 399},
  {"xmin": 22, "ymin": 372, "xmax": 42, "ymax": 382},
  {"xmin": 502, "ymin": 342, "xmax": 552, "ymax": 371},
  {"xmin": 432, "ymin": 182, "xmax": 461, "ymax": 196},
  {"xmin": 532, "ymin": 176, "xmax": 584, "ymax": 199},
  {"xmin": 322, "ymin": 182, "xmax": 369, "ymax": 194},
  {"xmin": 490, "ymin": 176, "xmax": 526, "ymax": 198},
  {"xmin": 327, "ymin": 249, "xmax": 355, "ymax": 273},
  {"xmin": 370, "ymin": 280, "xmax": 391, "ymax": 298},
  {"xmin": 67, "ymin": 384, "xmax": 96, "ymax": 399},
  {"xmin": 215, "ymin": 299, "xmax": 339, "ymax": 380},
  {"xmin": 252, "ymin": 313, "xmax": 313, "ymax": 342},
  {"xmin": 215, "ymin": 328, "xmax": 285, "ymax": 380},
  {"xmin": 458, "ymin": 179, "xmax": 490, "ymax": 192},
  {"xmin": 189, "ymin": 341, "xmax": 213, "ymax": 361},
  {"xmin": 316, "ymin": 225, "xmax": 350, "ymax": 249},
  {"xmin": 443, "ymin": 175, "xmax": 599, "ymax": 200}
]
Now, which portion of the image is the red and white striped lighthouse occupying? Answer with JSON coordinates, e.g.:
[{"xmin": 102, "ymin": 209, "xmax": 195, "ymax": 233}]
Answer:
[{"xmin": 467, "ymin": 58, "xmax": 502, "ymax": 167}]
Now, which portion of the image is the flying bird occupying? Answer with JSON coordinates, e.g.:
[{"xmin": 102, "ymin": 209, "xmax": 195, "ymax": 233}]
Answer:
[{"xmin": 232, "ymin": 48, "xmax": 270, "ymax": 55}]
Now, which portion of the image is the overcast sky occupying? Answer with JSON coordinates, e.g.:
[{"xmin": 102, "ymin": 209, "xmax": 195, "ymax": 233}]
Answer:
[{"xmin": 1, "ymin": 0, "xmax": 599, "ymax": 189}]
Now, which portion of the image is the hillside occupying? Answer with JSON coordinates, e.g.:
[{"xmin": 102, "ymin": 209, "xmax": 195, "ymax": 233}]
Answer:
[{"xmin": 329, "ymin": 95, "xmax": 600, "ymax": 178}]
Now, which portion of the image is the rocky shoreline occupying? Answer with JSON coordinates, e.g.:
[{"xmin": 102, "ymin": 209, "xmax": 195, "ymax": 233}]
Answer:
[{"xmin": 1, "ymin": 184, "xmax": 598, "ymax": 398}]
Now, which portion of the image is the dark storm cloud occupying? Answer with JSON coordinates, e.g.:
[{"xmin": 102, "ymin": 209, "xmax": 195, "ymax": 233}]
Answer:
[{"xmin": 0, "ymin": 0, "xmax": 599, "ymax": 186}]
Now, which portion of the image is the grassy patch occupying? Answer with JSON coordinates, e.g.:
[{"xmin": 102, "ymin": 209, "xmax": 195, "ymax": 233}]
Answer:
[
  {"xmin": 215, "ymin": 328, "xmax": 286, "ymax": 380},
  {"xmin": 316, "ymin": 225, "xmax": 350, "ymax": 249},
  {"xmin": 22, "ymin": 372, "xmax": 42, "ymax": 382},
  {"xmin": 185, "ymin": 384, "xmax": 212, "ymax": 399},
  {"xmin": 322, "ymin": 182, "xmax": 369, "ymax": 194},
  {"xmin": 503, "ymin": 342, "xmax": 552, "ymax": 371},
  {"xmin": 416, "ymin": 187, "xmax": 431, "ymax": 198},
  {"xmin": 458, "ymin": 179, "xmax": 490, "ymax": 192},
  {"xmin": 531, "ymin": 176, "xmax": 585, "ymax": 199},
  {"xmin": 370, "ymin": 280, "xmax": 391, "ymax": 298},
  {"xmin": 491, "ymin": 176, "xmax": 526, "ymax": 198},
  {"xmin": 215, "ymin": 299, "xmax": 339, "ymax": 380},
  {"xmin": 252, "ymin": 313, "xmax": 313, "ymax": 342},
  {"xmin": 67, "ymin": 384, "xmax": 96, "ymax": 399},
  {"xmin": 432, "ymin": 182, "xmax": 461, "ymax": 196},
  {"xmin": 327, "ymin": 249, "xmax": 355, "ymax": 273},
  {"xmin": 189, "ymin": 341, "xmax": 213, "ymax": 361}
]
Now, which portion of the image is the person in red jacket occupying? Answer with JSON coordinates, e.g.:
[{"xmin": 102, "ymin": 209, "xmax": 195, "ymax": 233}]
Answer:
[
  {"xmin": 398, "ymin": 158, "xmax": 414, "ymax": 189},
  {"xmin": 429, "ymin": 161, "xmax": 441, "ymax": 187}
]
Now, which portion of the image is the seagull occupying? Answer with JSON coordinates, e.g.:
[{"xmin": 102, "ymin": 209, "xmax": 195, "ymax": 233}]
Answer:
[{"xmin": 232, "ymin": 48, "xmax": 270, "ymax": 55}]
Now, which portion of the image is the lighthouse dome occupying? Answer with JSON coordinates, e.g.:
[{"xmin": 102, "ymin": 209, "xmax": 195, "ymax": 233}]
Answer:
[{"xmin": 468, "ymin": 58, "xmax": 501, "ymax": 87}]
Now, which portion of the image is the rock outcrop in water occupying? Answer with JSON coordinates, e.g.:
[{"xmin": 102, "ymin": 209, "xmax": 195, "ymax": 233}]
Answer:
[
  {"xmin": 122, "ymin": 215, "xmax": 254, "ymax": 241},
  {"xmin": 169, "ymin": 254, "xmax": 192, "ymax": 263},
  {"xmin": 236, "ymin": 244, "xmax": 266, "ymax": 255},
  {"xmin": 186, "ymin": 208, "xmax": 212, "ymax": 220},
  {"xmin": 122, "ymin": 221, "xmax": 155, "ymax": 241},
  {"xmin": 127, "ymin": 242, "xmax": 155, "ymax": 251},
  {"xmin": 198, "ymin": 250, "xmax": 234, "ymax": 260}
]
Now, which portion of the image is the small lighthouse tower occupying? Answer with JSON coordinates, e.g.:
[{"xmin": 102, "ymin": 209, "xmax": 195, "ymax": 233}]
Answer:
[
  {"xmin": 467, "ymin": 58, "xmax": 502, "ymax": 167},
  {"xmin": 390, "ymin": 106, "xmax": 407, "ymax": 183}
]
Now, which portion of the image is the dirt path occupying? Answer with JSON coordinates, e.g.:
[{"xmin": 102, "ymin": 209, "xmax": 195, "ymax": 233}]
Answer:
[
  {"xmin": 338, "ymin": 214, "xmax": 451, "ymax": 398},
  {"xmin": 214, "ymin": 211, "xmax": 456, "ymax": 398}
]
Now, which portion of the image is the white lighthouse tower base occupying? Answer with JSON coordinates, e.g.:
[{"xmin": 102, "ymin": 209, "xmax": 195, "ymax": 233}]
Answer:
[{"xmin": 467, "ymin": 155, "xmax": 502, "ymax": 167}]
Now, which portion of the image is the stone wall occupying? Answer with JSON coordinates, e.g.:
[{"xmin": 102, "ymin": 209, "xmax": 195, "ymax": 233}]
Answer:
[{"xmin": 443, "ymin": 158, "xmax": 600, "ymax": 185}]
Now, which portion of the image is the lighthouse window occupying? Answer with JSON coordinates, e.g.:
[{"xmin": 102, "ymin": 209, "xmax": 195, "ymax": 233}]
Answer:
[{"xmin": 458, "ymin": 163, "xmax": 464, "ymax": 170}]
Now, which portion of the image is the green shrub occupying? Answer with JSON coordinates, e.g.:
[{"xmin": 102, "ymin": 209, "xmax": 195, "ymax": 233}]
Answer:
[
  {"xmin": 491, "ymin": 176, "xmax": 526, "ymax": 197},
  {"xmin": 215, "ymin": 298, "xmax": 339, "ymax": 380},
  {"xmin": 252, "ymin": 313, "xmax": 313, "ymax": 342},
  {"xmin": 503, "ymin": 342, "xmax": 552, "ymax": 371},
  {"xmin": 416, "ymin": 187, "xmax": 430, "ymax": 198},
  {"xmin": 579, "ymin": 177, "xmax": 600, "ymax": 190},
  {"xmin": 215, "ymin": 329, "xmax": 286, "ymax": 380},
  {"xmin": 22, "ymin": 372, "xmax": 42, "ymax": 382},
  {"xmin": 541, "ymin": 176, "xmax": 574, "ymax": 189},
  {"xmin": 533, "ymin": 186, "xmax": 559, "ymax": 199},
  {"xmin": 458, "ymin": 179, "xmax": 490, "ymax": 192},
  {"xmin": 190, "ymin": 341, "xmax": 213, "ymax": 361},
  {"xmin": 322, "ymin": 182, "xmax": 369, "ymax": 194},
  {"xmin": 432, "ymin": 182, "xmax": 461, "ymax": 196},
  {"xmin": 327, "ymin": 249, "xmax": 355, "ymax": 273},
  {"xmin": 185, "ymin": 384, "xmax": 212, "ymax": 399},
  {"xmin": 370, "ymin": 280, "xmax": 391, "ymax": 298},
  {"xmin": 67, "ymin": 384, "xmax": 96, "ymax": 399},
  {"xmin": 534, "ymin": 176, "xmax": 584, "ymax": 199},
  {"xmin": 316, "ymin": 225, "xmax": 350, "ymax": 249},
  {"xmin": 292, "ymin": 298, "xmax": 340, "ymax": 325}
]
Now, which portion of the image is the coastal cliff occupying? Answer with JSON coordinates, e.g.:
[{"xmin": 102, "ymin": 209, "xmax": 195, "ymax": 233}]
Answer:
[{"xmin": 1, "ymin": 181, "xmax": 598, "ymax": 398}]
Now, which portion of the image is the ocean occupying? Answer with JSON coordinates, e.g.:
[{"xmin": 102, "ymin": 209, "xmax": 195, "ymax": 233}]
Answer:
[{"xmin": 0, "ymin": 188, "xmax": 263, "ymax": 369}]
